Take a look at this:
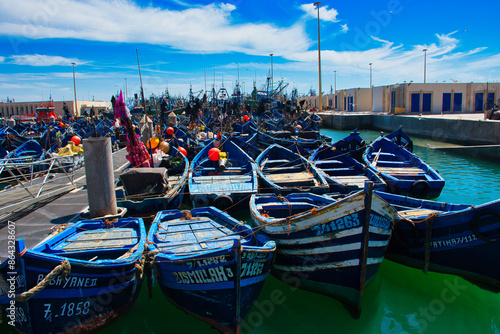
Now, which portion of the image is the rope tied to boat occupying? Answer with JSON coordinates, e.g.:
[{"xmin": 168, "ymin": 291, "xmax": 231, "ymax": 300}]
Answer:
[
  {"xmin": 14, "ymin": 260, "xmax": 71, "ymax": 302},
  {"xmin": 423, "ymin": 214, "xmax": 436, "ymax": 274}
]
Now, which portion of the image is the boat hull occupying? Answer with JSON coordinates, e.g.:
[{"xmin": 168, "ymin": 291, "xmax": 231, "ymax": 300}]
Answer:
[
  {"xmin": 250, "ymin": 191, "xmax": 396, "ymax": 314},
  {"xmin": 378, "ymin": 191, "xmax": 500, "ymax": 291},
  {"xmin": 0, "ymin": 218, "xmax": 146, "ymax": 334},
  {"xmin": 148, "ymin": 207, "xmax": 275, "ymax": 333}
]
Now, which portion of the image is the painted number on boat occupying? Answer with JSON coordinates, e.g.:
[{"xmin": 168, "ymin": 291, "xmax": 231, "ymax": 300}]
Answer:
[
  {"xmin": 241, "ymin": 262, "xmax": 265, "ymax": 278},
  {"xmin": 185, "ymin": 256, "xmax": 228, "ymax": 269},
  {"xmin": 43, "ymin": 301, "xmax": 91, "ymax": 322},
  {"xmin": 369, "ymin": 214, "xmax": 392, "ymax": 230},
  {"xmin": 312, "ymin": 213, "xmax": 360, "ymax": 236}
]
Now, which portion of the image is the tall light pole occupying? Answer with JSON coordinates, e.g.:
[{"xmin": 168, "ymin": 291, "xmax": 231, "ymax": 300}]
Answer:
[
  {"xmin": 369, "ymin": 63, "xmax": 373, "ymax": 111},
  {"xmin": 369, "ymin": 63, "xmax": 372, "ymax": 88},
  {"xmin": 314, "ymin": 2, "xmax": 323, "ymax": 111},
  {"xmin": 270, "ymin": 53, "xmax": 274, "ymax": 96},
  {"xmin": 71, "ymin": 62, "xmax": 78, "ymax": 116},
  {"xmin": 333, "ymin": 70, "xmax": 337, "ymax": 110},
  {"xmin": 423, "ymin": 48, "xmax": 428, "ymax": 83}
]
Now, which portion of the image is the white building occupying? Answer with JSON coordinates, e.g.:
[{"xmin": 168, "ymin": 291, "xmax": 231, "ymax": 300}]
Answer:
[{"xmin": 299, "ymin": 82, "xmax": 500, "ymax": 114}]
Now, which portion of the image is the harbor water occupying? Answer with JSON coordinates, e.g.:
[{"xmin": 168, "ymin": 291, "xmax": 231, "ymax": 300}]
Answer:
[{"xmin": 2, "ymin": 128, "xmax": 499, "ymax": 333}]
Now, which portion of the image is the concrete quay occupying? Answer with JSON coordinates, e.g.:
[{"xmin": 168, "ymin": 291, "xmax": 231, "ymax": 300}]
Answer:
[{"xmin": 318, "ymin": 111, "xmax": 500, "ymax": 160}]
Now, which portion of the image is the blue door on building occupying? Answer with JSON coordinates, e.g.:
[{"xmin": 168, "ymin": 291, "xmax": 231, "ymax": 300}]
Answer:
[
  {"xmin": 453, "ymin": 93, "xmax": 462, "ymax": 111},
  {"xmin": 348, "ymin": 96, "xmax": 354, "ymax": 111},
  {"xmin": 422, "ymin": 93, "xmax": 432, "ymax": 112},
  {"xmin": 335, "ymin": 95, "xmax": 337, "ymax": 109},
  {"xmin": 475, "ymin": 93, "xmax": 484, "ymax": 111},
  {"xmin": 487, "ymin": 92, "xmax": 496, "ymax": 108},
  {"xmin": 411, "ymin": 93, "xmax": 420, "ymax": 112},
  {"xmin": 344, "ymin": 97, "xmax": 347, "ymax": 111},
  {"xmin": 442, "ymin": 93, "xmax": 451, "ymax": 112}
]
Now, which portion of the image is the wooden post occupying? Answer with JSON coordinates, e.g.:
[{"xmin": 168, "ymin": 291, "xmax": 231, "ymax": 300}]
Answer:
[
  {"xmin": 83, "ymin": 137, "xmax": 117, "ymax": 218},
  {"xmin": 233, "ymin": 239, "xmax": 242, "ymax": 332},
  {"xmin": 359, "ymin": 181, "xmax": 373, "ymax": 312}
]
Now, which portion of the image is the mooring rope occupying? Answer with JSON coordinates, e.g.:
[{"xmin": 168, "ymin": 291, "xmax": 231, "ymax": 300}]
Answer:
[{"xmin": 14, "ymin": 260, "xmax": 71, "ymax": 302}]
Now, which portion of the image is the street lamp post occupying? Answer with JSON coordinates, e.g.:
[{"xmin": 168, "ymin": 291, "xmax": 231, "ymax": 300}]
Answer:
[
  {"xmin": 333, "ymin": 70, "xmax": 336, "ymax": 94},
  {"xmin": 314, "ymin": 2, "xmax": 322, "ymax": 111},
  {"xmin": 333, "ymin": 70, "xmax": 337, "ymax": 110},
  {"xmin": 423, "ymin": 49, "xmax": 428, "ymax": 83},
  {"xmin": 270, "ymin": 53, "xmax": 274, "ymax": 96},
  {"xmin": 369, "ymin": 63, "xmax": 373, "ymax": 111},
  {"xmin": 71, "ymin": 62, "xmax": 78, "ymax": 116}
]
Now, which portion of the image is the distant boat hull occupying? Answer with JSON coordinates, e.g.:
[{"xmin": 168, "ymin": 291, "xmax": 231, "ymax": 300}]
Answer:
[{"xmin": 377, "ymin": 191, "xmax": 500, "ymax": 292}]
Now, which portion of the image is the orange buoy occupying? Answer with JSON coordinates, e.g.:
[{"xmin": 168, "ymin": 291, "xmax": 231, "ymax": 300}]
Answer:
[
  {"xmin": 166, "ymin": 127, "xmax": 175, "ymax": 135},
  {"xmin": 178, "ymin": 147, "xmax": 187, "ymax": 157},
  {"xmin": 146, "ymin": 137, "xmax": 160, "ymax": 149}
]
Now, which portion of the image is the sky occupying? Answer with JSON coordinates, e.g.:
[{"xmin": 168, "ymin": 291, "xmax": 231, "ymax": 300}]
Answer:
[{"xmin": 1, "ymin": 0, "xmax": 500, "ymax": 103}]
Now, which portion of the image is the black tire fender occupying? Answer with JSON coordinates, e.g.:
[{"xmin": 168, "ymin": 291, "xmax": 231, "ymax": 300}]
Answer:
[
  {"xmin": 213, "ymin": 195, "xmax": 233, "ymax": 210},
  {"xmin": 472, "ymin": 210, "xmax": 500, "ymax": 242},
  {"xmin": 411, "ymin": 180, "xmax": 430, "ymax": 198}
]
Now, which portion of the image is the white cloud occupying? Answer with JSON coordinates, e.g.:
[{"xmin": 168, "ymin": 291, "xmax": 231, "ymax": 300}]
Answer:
[
  {"xmin": 0, "ymin": 56, "xmax": 5, "ymax": 63},
  {"xmin": 340, "ymin": 24, "xmax": 348, "ymax": 33},
  {"xmin": 0, "ymin": 0, "xmax": 311, "ymax": 56},
  {"xmin": 300, "ymin": 3, "xmax": 339, "ymax": 22},
  {"xmin": 10, "ymin": 54, "xmax": 86, "ymax": 66}
]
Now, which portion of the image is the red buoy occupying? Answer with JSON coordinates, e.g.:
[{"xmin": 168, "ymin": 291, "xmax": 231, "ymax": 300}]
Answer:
[
  {"xmin": 70, "ymin": 135, "xmax": 81, "ymax": 145},
  {"xmin": 166, "ymin": 127, "xmax": 175, "ymax": 135},
  {"xmin": 208, "ymin": 147, "xmax": 221, "ymax": 161}
]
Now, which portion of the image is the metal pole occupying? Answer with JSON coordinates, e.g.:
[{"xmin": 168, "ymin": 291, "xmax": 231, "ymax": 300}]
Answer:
[
  {"xmin": 369, "ymin": 63, "xmax": 373, "ymax": 112},
  {"xmin": 71, "ymin": 62, "xmax": 78, "ymax": 116},
  {"xmin": 315, "ymin": 2, "xmax": 323, "ymax": 111},
  {"xmin": 125, "ymin": 78, "xmax": 128, "ymax": 100},
  {"xmin": 270, "ymin": 54, "xmax": 274, "ymax": 96},
  {"xmin": 423, "ymin": 49, "xmax": 428, "ymax": 84},
  {"xmin": 136, "ymin": 49, "xmax": 145, "ymax": 106}
]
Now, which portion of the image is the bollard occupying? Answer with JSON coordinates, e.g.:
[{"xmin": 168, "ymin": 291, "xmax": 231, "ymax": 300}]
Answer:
[{"xmin": 83, "ymin": 137, "xmax": 117, "ymax": 218}]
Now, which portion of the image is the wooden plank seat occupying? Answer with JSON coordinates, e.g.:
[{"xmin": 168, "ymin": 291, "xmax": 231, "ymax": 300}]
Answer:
[
  {"xmin": 266, "ymin": 171, "xmax": 316, "ymax": 184},
  {"xmin": 399, "ymin": 208, "xmax": 442, "ymax": 219},
  {"xmin": 377, "ymin": 166, "xmax": 424, "ymax": 175}
]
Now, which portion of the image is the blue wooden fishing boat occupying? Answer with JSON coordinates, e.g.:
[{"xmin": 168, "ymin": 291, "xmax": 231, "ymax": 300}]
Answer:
[
  {"xmin": 189, "ymin": 138, "xmax": 258, "ymax": 211},
  {"xmin": 384, "ymin": 127, "xmax": 413, "ymax": 152},
  {"xmin": 363, "ymin": 133, "xmax": 444, "ymax": 199},
  {"xmin": 0, "ymin": 217, "xmax": 146, "ymax": 333},
  {"xmin": 310, "ymin": 143, "xmax": 387, "ymax": 194},
  {"xmin": 230, "ymin": 133, "xmax": 261, "ymax": 160},
  {"xmin": 249, "ymin": 184, "xmax": 397, "ymax": 315},
  {"xmin": 116, "ymin": 145, "xmax": 189, "ymax": 214},
  {"xmin": 376, "ymin": 191, "xmax": 500, "ymax": 291},
  {"xmin": 330, "ymin": 129, "xmax": 366, "ymax": 162},
  {"xmin": 147, "ymin": 207, "xmax": 276, "ymax": 334},
  {"xmin": 256, "ymin": 144, "xmax": 329, "ymax": 195}
]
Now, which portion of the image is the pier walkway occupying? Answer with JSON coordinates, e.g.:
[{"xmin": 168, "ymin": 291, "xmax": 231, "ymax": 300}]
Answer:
[{"xmin": 0, "ymin": 148, "xmax": 129, "ymax": 263}]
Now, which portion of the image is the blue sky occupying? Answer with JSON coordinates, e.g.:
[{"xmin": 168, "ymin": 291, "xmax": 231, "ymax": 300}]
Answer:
[{"xmin": 1, "ymin": 0, "xmax": 500, "ymax": 103}]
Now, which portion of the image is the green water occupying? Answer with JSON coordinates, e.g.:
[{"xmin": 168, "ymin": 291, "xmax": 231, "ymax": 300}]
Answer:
[{"xmin": 2, "ymin": 129, "xmax": 500, "ymax": 333}]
